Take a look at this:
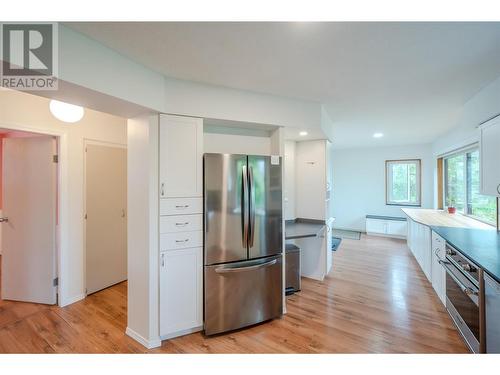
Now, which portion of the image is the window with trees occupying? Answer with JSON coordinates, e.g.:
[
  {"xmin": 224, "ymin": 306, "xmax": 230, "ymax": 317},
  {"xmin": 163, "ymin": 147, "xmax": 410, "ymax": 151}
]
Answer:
[
  {"xmin": 386, "ymin": 159, "xmax": 421, "ymax": 206},
  {"xmin": 444, "ymin": 147, "xmax": 496, "ymax": 225}
]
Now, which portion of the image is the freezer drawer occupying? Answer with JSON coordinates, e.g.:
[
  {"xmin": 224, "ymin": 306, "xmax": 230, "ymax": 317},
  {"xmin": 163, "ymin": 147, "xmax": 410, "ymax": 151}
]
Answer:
[{"xmin": 204, "ymin": 254, "xmax": 283, "ymax": 335}]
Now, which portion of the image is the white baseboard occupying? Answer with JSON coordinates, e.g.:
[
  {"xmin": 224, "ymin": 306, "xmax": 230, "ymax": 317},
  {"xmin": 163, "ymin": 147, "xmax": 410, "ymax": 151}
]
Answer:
[
  {"xmin": 59, "ymin": 293, "xmax": 85, "ymax": 307},
  {"xmin": 366, "ymin": 232, "xmax": 406, "ymax": 240},
  {"xmin": 126, "ymin": 327, "xmax": 161, "ymax": 349},
  {"xmin": 160, "ymin": 325, "xmax": 203, "ymax": 341}
]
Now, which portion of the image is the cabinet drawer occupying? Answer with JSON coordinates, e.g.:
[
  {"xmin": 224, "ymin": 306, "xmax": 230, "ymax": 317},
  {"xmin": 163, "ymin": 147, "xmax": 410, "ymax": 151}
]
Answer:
[
  {"xmin": 160, "ymin": 231, "xmax": 203, "ymax": 251},
  {"xmin": 431, "ymin": 231, "xmax": 446, "ymax": 257},
  {"xmin": 160, "ymin": 214, "xmax": 202, "ymax": 233},
  {"xmin": 160, "ymin": 197, "xmax": 203, "ymax": 216}
]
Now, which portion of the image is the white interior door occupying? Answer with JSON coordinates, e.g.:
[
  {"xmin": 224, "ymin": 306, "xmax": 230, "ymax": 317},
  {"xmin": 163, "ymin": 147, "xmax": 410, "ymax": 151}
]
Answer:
[
  {"xmin": 1, "ymin": 136, "xmax": 57, "ymax": 304},
  {"xmin": 85, "ymin": 143, "xmax": 127, "ymax": 295}
]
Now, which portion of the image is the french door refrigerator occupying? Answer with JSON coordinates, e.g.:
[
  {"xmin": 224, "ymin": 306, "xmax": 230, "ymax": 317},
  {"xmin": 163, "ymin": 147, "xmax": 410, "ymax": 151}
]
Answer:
[{"xmin": 204, "ymin": 153, "xmax": 283, "ymax": 335}]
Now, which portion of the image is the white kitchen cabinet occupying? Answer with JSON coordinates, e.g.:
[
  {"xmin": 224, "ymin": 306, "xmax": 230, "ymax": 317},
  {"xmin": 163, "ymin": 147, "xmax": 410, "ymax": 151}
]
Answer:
[
  {"xmin": 405, "ymin": 217, "xmax": 431, "ymax": 281},
  {"xmin": 160, "ymin": 231, "xmax": 203, "ymax": 251},
  {"xmin": 366, "ymin": 216, "xmax": 407, "ymax": 238},
  {"xmin": 480, "ymin": 116, "xmax": 500, "ymax": 196},
  {"xmin": 159, "ymin": 114, "xmax": 203, "ymax": 198},
  {"xmin": 431, "ymin": 231, "xmax": 446, "ymax": 305},
  {"xmin": 158, "ymin": 113, "xmax": 204, "ymax": 341},
  {"xmin": 160, "ymin": 214, "xmax": 203, "ymax": 233},
  {"xmin": 159, "ymin": 247, "xmax": 203, "ymax": 338},
  {"xmin": 160, "ymin": 197, "xmax": 203, "ymax": 216}
]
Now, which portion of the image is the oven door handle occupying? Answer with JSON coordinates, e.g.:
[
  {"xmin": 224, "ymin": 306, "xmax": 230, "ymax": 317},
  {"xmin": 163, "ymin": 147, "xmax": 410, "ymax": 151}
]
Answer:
[{"xmin": 439, "ymin": 259, "xmax": 479, "ymax": 297}]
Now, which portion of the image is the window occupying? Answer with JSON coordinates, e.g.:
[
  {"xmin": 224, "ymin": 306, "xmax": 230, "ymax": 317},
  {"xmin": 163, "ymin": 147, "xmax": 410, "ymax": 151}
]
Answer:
[
  {"xmin": 386, "ymin": 159, "xmax": 421, "ymax": 206},
  {"xmin": 444, "ymin": 147, "xmax": 497, "ymax": 225}
]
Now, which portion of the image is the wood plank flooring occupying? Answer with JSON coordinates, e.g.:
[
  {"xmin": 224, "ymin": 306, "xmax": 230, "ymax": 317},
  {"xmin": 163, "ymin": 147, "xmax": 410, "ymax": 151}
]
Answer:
[{"xmin": 0, "ymin": 235, "xmax": 468, "ymax": 353}]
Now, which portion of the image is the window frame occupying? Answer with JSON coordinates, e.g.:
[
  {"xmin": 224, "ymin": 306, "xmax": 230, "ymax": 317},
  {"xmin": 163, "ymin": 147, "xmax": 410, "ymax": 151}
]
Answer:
[
  {"xmin": 442, "ymin": 145, "xmax": 497, "ymax": 227},
  {"xmin": 385, "ymin": 159, "xmax": 422, "ymax": 207}
]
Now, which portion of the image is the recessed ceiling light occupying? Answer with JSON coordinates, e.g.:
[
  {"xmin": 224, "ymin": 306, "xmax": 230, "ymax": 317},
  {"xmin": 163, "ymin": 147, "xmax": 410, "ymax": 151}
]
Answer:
[
  {"xmin": 373, "ymin": 133, "xmax": 384, "ymax": 138},
  {"xmin": 299, "ymin": 131, "xmax": 308, "ymax": 136},
  {"xmin": 49, "ymin": 100, "xmax": 84, "ymax": 123}
]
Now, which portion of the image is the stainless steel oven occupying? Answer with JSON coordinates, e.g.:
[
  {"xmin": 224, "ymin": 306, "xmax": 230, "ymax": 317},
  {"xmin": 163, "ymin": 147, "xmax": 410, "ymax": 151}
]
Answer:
[{"xmin": 440, "ymin": 244, "xmax": 485, "ymax": 353}]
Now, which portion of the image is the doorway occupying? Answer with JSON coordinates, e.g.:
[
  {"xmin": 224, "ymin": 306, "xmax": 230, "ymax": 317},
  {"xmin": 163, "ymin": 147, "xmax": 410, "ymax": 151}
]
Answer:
[
  {"xmin": 0, "ymin": 129, "xmax": 58, "ymax": 305},
  {"xmin": 84, "ymin": 140, "xmax": 127, "ymax": 295}
]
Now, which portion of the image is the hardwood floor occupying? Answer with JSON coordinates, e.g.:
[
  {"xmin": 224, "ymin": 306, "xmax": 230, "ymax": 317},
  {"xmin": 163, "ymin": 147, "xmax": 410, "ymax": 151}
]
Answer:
[{"xmin": 0, "ymin": 235, "xmax": 469, "ymax": 353}]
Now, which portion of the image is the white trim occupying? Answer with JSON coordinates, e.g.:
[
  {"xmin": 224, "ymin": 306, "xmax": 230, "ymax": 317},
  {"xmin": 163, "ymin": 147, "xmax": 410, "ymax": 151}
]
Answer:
[
  {"xmin": 60, "ymin": 293, "xmax": 85, "ymax": 307},
  {"xmin": 0, "ymin": 121, "xmax": 68, "ymax": 308},
  {"xmin": 126, "ymin": 327, "xmax": 161, "ymax": 349},
  {"xmin": 159, "ymin": 326, "xmax": 203, "ymax": 341},
  {"xmin": 440, "ymin": 142, "xmax": 478, "ymax": 160}
]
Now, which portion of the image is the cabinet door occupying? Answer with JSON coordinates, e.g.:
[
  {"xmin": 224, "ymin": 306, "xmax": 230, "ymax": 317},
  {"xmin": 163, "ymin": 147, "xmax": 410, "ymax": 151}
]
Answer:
[
  {"xmin": 431, "ymin": 240, "xmax": 446, "ymax": 305},
  {"xmin": 159, "ymin": 247, "xmax": 203, "ymax": 337},
  {"xmin": 366, "ymin": 219, "xmax": 385, "ymax": 234},
  {"xmin": 159, "ymin": 115, "xmax": 203, "ymax": 198},
  {"xmin": 421, "ymin": 226, "xmax": 432, "ymax": 281},
  {"xmin": 480, "ymin": 118, "xmax": 500, "ymax": 196}
]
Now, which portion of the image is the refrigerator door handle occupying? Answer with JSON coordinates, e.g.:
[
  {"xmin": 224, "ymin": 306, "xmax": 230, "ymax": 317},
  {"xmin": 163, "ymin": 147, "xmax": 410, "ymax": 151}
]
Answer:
[
  {"xmin": 242, "ymin": 165, "xmax": 249, "ymax": 247},
  {"xmin": 215, "ymin": 259, "xmax": 277, "ymax": 274},
  {"xmin": 248, "ymin": 165, "xmax": 256, "ymax": 247}
]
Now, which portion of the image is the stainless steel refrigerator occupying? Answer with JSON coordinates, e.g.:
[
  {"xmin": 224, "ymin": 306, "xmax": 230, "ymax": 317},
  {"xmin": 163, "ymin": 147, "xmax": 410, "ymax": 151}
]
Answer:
[{"xmin": 203, "ymin": 153, "xmax": 283, "ymax": 335}]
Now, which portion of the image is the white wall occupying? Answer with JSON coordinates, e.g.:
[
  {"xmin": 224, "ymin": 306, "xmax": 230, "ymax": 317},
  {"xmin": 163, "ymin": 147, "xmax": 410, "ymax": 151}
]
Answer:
[
  {"xmin": 295, "ymin": 140, "xmax": 327, "ymax": 221},
  {"xmin": 432, "ymin": 73, "xmax": 500, "ymax": 226},
  {"xmin": 284, "ymin": 141, "xmax": 296, "ymax": 220},
  {"xmin": 433, "ymin": 74, "xmax": 500, "ymax": 157},
  {"xmin": 0, "ymin": 89, "xmax": 127, "ymax": 306},
  {"xmin": 203, "ymin": 133, "xmax": 271, "ymax": 156},
  {"xmin": 126, "ymin": 115, "xmax": 160, "ymax": 348},
  {"xmin": 331, "ymin": 143, "xmax": 434, "ymax": 231},
  {"xmin": 55, "ymin": 25, "xmax": 326, "ymax": 136}
]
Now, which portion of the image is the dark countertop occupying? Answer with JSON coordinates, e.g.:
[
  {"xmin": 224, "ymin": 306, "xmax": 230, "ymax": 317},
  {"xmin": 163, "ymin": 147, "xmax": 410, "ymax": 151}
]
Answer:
[
  {"xmin": 285, "ymin": 219, "xmax": 326, "ymax": 240},
  {"xmin": 431, "ymin": 226, "xmax": 500, "ymax": 283}
]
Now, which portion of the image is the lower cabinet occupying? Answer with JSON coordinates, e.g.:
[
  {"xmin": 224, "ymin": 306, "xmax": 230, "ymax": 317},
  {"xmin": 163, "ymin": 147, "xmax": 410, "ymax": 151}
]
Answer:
[
  {"xmin": 431, "ymin": 231, "xmax": 446, "ymax": 305},
  {"xmin": 407, "ymin": 218, "xmax": 431, "ymax": 281},
  {"xmin": 159, "ymin": 247, "xmax": 203, "ymax": 338},
  {"xmin": 366, "ymin": 217, "xmax": 407, "ymax": 238},
  {"xmin": 406, "ymin": 218, "xmax": 446, "ymax": 306}
]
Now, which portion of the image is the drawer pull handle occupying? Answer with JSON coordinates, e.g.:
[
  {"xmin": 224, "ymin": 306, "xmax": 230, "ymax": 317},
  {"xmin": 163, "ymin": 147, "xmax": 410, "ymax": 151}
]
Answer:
[
  {"xmin": 175, "ymin": 222, "xmax": 189, "ymax": 226},
  {"xmin": 175, "ymin": 205, "xmax": 189, "ymax": 209},
  {"xmin": 160, "ymin": 183, "xmax": 165, "ymax": 197},
  {"xmin": 497, "ymin": 184, "xmax": 500, "ymax": 195},
  {"xmin": 175, "ymin": 239, "xmax": 189, "ymax": 243}
]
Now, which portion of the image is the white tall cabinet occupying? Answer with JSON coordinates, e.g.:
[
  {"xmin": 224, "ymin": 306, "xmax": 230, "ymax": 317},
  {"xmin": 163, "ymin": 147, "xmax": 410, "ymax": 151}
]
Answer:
[
  {"xmin": 480, "ymin": 116, "xmax": 500, "ymax": 197},
  {"xmin": 159, "ymin": 114, "xmax": 204, "ymax": 339}
]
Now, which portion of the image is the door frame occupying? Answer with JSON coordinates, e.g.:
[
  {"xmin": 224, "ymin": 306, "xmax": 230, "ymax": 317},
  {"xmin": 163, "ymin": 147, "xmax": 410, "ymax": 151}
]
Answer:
[
  {"xmin": 0, "ymin": 121, "xmax": 66, "ymax": 306},
  {"xmin": 83, "ymin": 139, "xmax": 127, "ymax": 296}
]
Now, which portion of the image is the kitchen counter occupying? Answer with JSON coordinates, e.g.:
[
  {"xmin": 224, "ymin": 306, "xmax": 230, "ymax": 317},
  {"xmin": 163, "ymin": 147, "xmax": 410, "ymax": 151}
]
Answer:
[
  {"xmin": 431, "ymin": 226, "xmax": 500, "ymax": 283},
  {"xmin": 402, "ymin": 208, "xmax": 493, "ymax": 229},
  {"xmin": 402, "ymin": 208, "xmax": 500, "ymax": 283},
  {"xmin": 285, "ymin": 219, "xmax": 326, "ymax": 240}
]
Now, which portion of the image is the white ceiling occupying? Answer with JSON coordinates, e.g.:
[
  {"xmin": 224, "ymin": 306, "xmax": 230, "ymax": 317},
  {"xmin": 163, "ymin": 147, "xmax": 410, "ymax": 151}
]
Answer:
[{"xmin": 66, "ymin": 22, "xmax": 500, "ymax": 149}]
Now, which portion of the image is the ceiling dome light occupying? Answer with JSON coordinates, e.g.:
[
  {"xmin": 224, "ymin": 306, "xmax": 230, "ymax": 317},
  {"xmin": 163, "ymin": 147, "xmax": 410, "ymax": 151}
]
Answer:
[
  {"xmin": 49, "ymin": 100, "xmax": 84, "ymax": 123},
  {"xmin": 373, "ymin": 132, "xmax": 384, "ymax": 138},
  {"xmin": 299, "ymin": 131, "xmax": 308, "ymax": 136}
]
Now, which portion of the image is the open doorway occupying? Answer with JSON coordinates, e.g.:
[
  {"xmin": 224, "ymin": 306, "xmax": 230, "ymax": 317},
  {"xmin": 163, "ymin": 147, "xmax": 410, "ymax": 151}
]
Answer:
[{"xmin": 0, "ymin": 129, "xmax": 59, "ymax": 305}]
